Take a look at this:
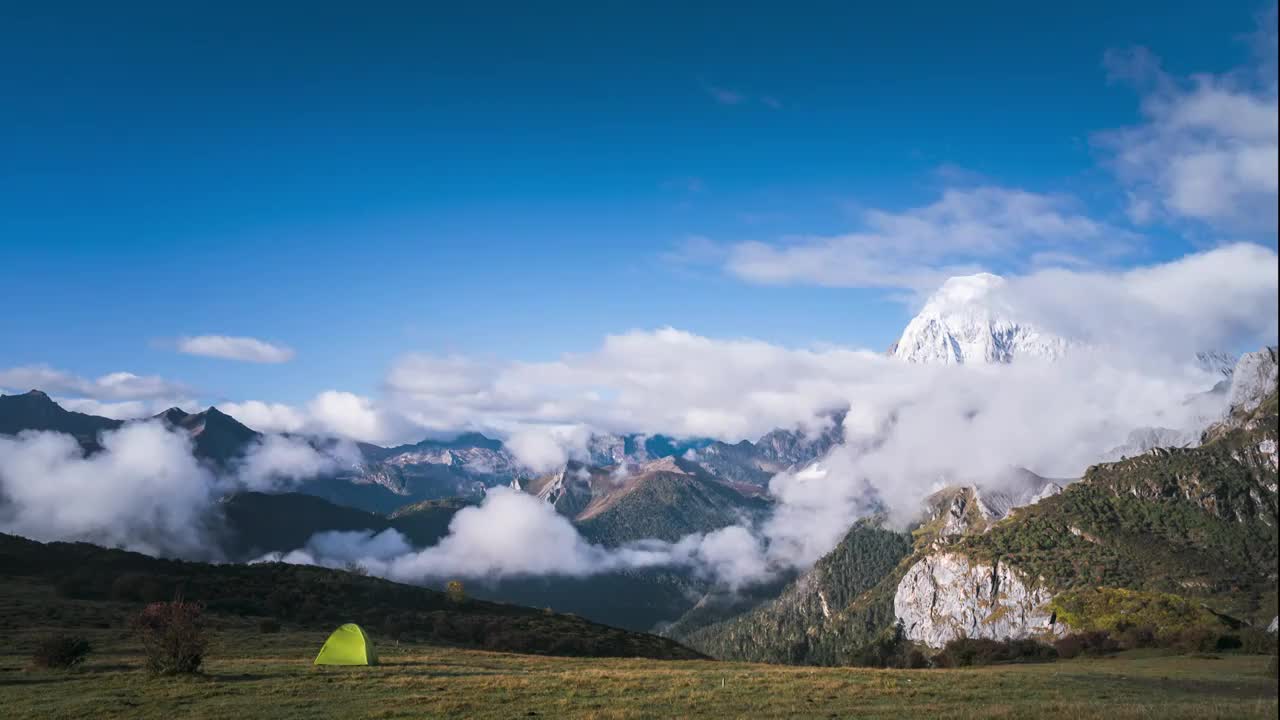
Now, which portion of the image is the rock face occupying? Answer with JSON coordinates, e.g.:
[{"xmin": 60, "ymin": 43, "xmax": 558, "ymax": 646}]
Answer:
[
  {"xmin": 1196, "ymin": 350, "xmax": 1239, "ymax": 379},
  {"xmin": 923, "ymin": 471, "xmax": 1065, "ymax": 542},
  {"xmin": 1226, "ymin": 347, "xmax": 1278, "ymax": 416},
  {"xmin": 1102, "ymin": 426, "xmax": 1198, "ymax": 462},
  {"xmin": 894, "ymin": 552, "xmax": 1061, "ymax": 648},
  {"xmin": 891, "ymin": 273, "xmax": 1068, "ymax": 364}
]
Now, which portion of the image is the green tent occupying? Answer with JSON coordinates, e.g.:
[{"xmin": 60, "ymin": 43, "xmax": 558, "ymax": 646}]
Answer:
[{"xmin": 314, "ymin": 623, "xmax": 378, "ymax": 666}]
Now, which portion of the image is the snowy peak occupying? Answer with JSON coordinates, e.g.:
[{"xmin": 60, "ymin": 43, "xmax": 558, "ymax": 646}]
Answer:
[{"xmin": 891, "ymin": 273, "xmax": 1067, "ymax": 365}]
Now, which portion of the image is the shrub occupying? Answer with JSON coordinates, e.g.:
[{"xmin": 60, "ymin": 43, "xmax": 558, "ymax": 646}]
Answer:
[
  {"xmin": 132, "ymin": 599, "xmax": 207, "ymax": 675},
  {"xmin": 1238, "ymin": 628, "xmax": 1279, "ymax": 655},
  {"xmin": 854, "ymin": 622, "xmax": 915, "ymax": 668},
  {"xmin": 933, "ymin": 637, "xmax": 1057, "ymax": 667},
  {"xmin": 1165, "ymin": 626, "xmax": 1217, "ymax": 654},
  {"xmin": 1049, "ymin": 588, "xmax": 1222, "ymax": 645},
  {"xmin": 258, "ymin": 618, "xmax": 281, "ymax": 634},
  {"xmin": 446, "ymin": 580, "xmax": 466, "ymax": 604},
  {"xmin": 1054, "ymin": 631, "xmax": 1119, "ymax": 659},
  {"xmin": 31, "ymin": 634, "xmax": 91, "ymax": 670},
  {"xmin": 111, "ymin": 573, "xmax": 171, "ymax": 603},
  {"xmin": 1215, "ymin": 634, "xmax": 1243, "ymax": 651},
  {"xmin": 55, "ymin": 570, "xmax": 104, "ymax": 600},
  {"xmin": 1113, "ymin": 625, "xmax": 1158, "ymax": 650},
  {"xmin": 905, "ymin": 649, "xmax": 930, "ymax": 669}
]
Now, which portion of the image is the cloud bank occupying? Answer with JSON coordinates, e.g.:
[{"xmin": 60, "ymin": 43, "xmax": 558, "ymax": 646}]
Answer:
[
  {"xmin": 0, "ymin": 421, "xmax": 358, "ymax": 557},
  {"xmin": 259, "ymin": 488, "xmax": 773, "ymax": 591},
  {"xmin": 225, "ymin": 245, "xmax": 1277, "ymax": 454}
]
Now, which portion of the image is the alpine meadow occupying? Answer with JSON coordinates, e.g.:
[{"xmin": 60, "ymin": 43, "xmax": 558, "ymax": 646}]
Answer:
[{"xmin": 1, "ymin": 2, "xmax": 1278, "ymax": 718}]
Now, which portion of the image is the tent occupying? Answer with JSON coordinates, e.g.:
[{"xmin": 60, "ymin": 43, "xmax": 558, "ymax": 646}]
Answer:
[{"xmin": 314, "ymin": 623, "xmax": 378, "ymax": 666}]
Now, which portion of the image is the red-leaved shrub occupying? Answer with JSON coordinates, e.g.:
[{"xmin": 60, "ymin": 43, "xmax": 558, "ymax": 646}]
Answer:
[{"xmin": 132, "ymin": 599, "xmax": 207, "ymax": 675}]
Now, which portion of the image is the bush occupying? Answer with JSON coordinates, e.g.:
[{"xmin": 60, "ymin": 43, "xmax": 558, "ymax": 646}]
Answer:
[
  {"xmin": 1238, "ymin": 628, "xmax": 1279, "ymax": 655},
  {"xmin": 446, "ymin": 580, "xmax": 466, "ymax": 604},
  {"xmin": 905, "ymin": 649, "xmax": 930, "ymax": 669},
  {"xmin": 31, "ymin": 634, "xmax": 91, "ymax": 670},
  {"xmin": 1165, "ymin": 626, "xmax": 1217, "ymax": 654},
  {"xmin": 933, "ymin": 637, "xmax": 1057, "ymax": 667},
  {"xmin": 132, "ymin": 599, "xmax": 207, "ymax": 675},
  {"xmin": 1049, "ymin": 588, "xmax": 1222, "ymax": 645},
  {"xmin": 1054, "ymin": 631, "xmax": 1119, "ymax": 659},
  {"xmin": 1113, "ymin": 625, "xmax": 1158, "ymax": 650},
  {"xmin": 1215, "ymin": 634, "xmax": 1243, "ymax": 651},
  {"xmin": 258, "ymin": 618, "xmax": 281, "ymax": 634},
  {"xmin": 111, "ymin": 573, "xmax": 172, "ymax": 603}
]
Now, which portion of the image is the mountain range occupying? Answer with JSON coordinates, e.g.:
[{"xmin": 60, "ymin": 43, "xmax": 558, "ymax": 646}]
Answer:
[{"xmin": 1, "ymin": 274, "xmax": 1274, "ymax": 661}]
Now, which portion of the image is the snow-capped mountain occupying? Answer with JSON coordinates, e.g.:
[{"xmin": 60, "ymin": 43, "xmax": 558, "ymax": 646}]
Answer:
[{"xmin": 890, "ymin": 273, "xmax": 1068, "ymax": 364}]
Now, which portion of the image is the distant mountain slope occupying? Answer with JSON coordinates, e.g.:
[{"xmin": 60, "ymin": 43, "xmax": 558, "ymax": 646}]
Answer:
[
  {"xmin": 0, "ymin": 390, "xmax": 122, "ymax": 450},
  {"xmin": 521, "ymin": 457, "xmax": 770, "ymax": 546},
  {"xmin": 0, "ymin": 532, "xmax": 703, "ymax": 660},
  {"xmin": 951, "ymin": 380, "xmax": 1278, "ymax": 623},
  {"xmin": 155, "ymin": 406, "xmax": 260, "ymax": 465},
  {"xmin": 217, "ymin": 492, "xmax": 469, "ymax": 559},
  {"xmin": 576, "ymin": 459, "xmax": 771, "ymax": 546},
  {"xmin": 678, "ymin": 521, "xmax": 913, "ymax": 664}
]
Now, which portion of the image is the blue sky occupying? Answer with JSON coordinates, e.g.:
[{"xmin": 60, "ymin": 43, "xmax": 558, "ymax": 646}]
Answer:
[{"xmin": 1, "ymin": 1, "xmax": 1276, "ymax": 415}]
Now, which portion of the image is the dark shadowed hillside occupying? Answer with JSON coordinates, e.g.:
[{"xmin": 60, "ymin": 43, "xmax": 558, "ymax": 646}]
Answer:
[{"xmin": 0, "ymin": 532, "xmax": 704, "ymax": 660}]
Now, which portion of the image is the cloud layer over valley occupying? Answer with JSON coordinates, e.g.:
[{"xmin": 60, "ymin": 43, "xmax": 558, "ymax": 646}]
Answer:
[{"xmin": 0, "ymin": 422, "xmax": 356, "ymax": 558}]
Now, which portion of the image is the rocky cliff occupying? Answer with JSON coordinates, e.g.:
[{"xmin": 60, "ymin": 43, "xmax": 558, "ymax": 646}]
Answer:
[{"xmin": 893, "ymin": 551, "xmax": 1062, "ymax": 647}]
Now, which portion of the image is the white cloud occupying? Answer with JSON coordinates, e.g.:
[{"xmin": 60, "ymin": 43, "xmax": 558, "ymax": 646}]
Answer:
[
  {"xmin": 719, "ymin": 186, "xmax": 1137, "ymax": 290},
  {"xmin": 177, "ymin": 335, "xmax": 294, "ymax": 363},
  {"xmin": 0, "ymin": 422, "xmax": 218, "ymax": 557},
  {"xmin": 257, "ymin": 488, "xmax": 776, "ymax": 590},
  {"xmin": 216, "ymin": 400, "xmax": 309, "ymax": 434},
  {"xmin": 234, "ymin": 435, "xmax": 361, "ymax": 492},
  {"xmin": 306, "ymin": 391, "xmax": 409, "ymax": 445},
  {"xmin": 505, "ymin": 425, "xmax": 591, "ymax": 473},
  {"xmin": 1002, "ymin": 243, "xmax": 1280, "ymax": 359},
  {"xmin": 0, "ymin": 420, "xmax": 365, "ymax": 557},
  {"xmin": 1098, "ymin": 13, "xmax": 1279, "ymax": 231},
  {"xmin": 0, "ymin": 366, "xmax": 190, "ymax": 402},
  {"xmin": 222, "ymin": 391, "xmax": 412, "ymax": 446}
]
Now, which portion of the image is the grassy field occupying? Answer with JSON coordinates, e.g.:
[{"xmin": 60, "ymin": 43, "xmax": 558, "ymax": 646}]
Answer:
[{"xmin": 1, "ymin": 623, "xmax": 1275, "ymax": 720}]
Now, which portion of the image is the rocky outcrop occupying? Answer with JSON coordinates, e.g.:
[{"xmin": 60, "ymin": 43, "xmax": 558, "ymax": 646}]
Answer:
[
  {"xmin": 893, "ymin": 552, "xmax": 1062, "ymax": 648},
  {"xmin": 1226, "ymin": 347, "xmax": 1278, "ymax": 416},
  {"xmin": 922, "ymin": 471, "xmax": 1064, "ymax": 543}
]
